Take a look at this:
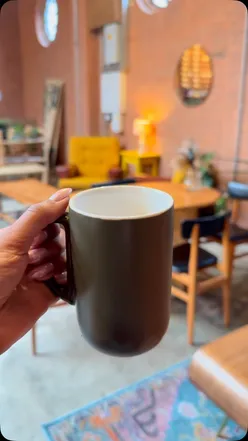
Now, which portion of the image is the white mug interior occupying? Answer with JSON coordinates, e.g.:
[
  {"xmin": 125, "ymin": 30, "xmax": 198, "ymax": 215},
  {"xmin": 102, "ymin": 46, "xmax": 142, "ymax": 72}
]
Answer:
[{"xmin": 69, "ymin": 185, "xmax": 174, "ymax": 220}]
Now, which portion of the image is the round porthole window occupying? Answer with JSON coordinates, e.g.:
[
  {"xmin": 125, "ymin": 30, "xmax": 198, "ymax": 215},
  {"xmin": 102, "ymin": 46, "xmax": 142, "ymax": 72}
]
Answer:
[
  {"xmin": 151, "ymin": 0, "xmax": 171, "ymax": 7},
  {"xmin": 44, "ymin": 0, "xmax": 59, "ymax": 43},
  {"xmin": 36, "ymin": 0, "xmax": 59, "ymax": 47},
  {"xmin": 136, "ymin": 0, "xmax": 171, "ymax": 14}
]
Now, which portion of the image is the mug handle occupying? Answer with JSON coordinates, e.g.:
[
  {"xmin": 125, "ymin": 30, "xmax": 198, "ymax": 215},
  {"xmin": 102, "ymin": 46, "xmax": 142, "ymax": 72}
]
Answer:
[{"xmin": 44, "ymin": 213, "xmax": 77, "ymax": 305}]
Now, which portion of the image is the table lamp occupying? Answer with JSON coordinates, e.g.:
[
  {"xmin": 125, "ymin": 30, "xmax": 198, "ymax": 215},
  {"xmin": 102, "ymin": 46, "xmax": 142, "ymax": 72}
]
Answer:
[{"xmin": 133, "ymin": 118, "xmax": 155, "ymax": 154}]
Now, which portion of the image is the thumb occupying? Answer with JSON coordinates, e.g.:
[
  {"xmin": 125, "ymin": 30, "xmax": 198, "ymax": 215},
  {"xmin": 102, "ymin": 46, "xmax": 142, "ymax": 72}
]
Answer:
[{"xmin": 9, "ymin": 188, "xmax": 72, "ymax": 253}]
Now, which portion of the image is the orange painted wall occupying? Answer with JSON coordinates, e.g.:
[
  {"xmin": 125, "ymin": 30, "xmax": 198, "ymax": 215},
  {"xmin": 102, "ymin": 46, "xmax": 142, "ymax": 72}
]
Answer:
[
  {"xmin": 0, "ymin": 1, "xmax": 24, "ymax": 119},
  {"xmin": 126, "ymin": 0, "xmax": 246, "ymax": 181}
]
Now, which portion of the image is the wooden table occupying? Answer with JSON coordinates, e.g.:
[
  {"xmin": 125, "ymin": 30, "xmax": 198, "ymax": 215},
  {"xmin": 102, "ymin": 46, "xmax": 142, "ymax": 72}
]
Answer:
[
  {"xmin": 135, "ymin": 181, "xmax": 220, "ymax": 244},
  {"xmin": 190, "ymin": 325, "xmax": 248, "ymax": 430},
  {"xmin": 0, "ymin": 179, "xmax": 220, "ymax": 245},
  {"xmin": 0, "ymin": 179, "xmax": 55, "ymax": 205}
]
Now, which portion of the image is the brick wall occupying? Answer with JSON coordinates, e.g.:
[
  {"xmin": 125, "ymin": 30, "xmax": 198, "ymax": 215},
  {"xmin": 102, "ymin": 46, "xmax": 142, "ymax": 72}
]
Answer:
[
  {"xmin": 126, "ymin": 0, "xmax": 247, "ymax": 183},
  {"xmin": 0, "ymin": 1, "xmax": 24, "ymax": 119},
  {"xmin": 18, "ymin": 0, "xmax": 75, "ymax": 149},
  {"xmin": 18, "ymin": 0, "xmax": 100, "ymax": 150}
]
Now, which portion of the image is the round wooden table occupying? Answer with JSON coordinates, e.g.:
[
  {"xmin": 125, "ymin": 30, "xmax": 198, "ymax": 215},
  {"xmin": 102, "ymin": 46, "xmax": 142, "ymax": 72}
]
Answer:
[
  {"xmin": 135, "ymin": 181, "xmax": 220, "ymax": 245},
  {"xmin": 0, "ymin": 179, "xmax": 220, "ymax": 246}
]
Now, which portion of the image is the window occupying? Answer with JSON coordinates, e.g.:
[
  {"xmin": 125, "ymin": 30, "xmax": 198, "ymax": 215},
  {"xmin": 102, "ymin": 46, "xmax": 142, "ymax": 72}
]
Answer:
[
  {"xmin": 36, "ymin": 0, "xmax": 59, "ymax": 47},
  {"xmin": 136, "ymin": 0, "xmax": 171, "ymax": 14},
  {"xmin": 44, "ymin": 0, "xmax": 59, "ymax": 43},
  {"xmin": 151, "ymin": 0, "xmax": 170, "ymax": 7}
]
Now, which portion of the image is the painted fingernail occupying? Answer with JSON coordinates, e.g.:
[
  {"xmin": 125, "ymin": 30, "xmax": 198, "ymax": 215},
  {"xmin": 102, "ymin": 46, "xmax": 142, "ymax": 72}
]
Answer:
[
  {"xmin": 28, "ymin": 263, "xmax": 54, "ymax": 280},
  {"xmin": 49, "ymin": 188, "xmax": 72, "ymax": 202},
  {"xmin": 28, "ymin": 248, "xmax": 46, "ymax": 264}
]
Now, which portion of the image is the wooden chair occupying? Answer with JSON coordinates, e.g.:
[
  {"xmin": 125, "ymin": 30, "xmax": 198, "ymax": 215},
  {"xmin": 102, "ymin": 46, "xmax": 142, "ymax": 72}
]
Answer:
[
  {"xmin": 171, "ymin": 212, "xmax": 231, "ymax": 345},
  {"xmin": 56, "ymin": 137, "xmax": 120, "ymax": 190},
  {"xmin": 214, "ymin": 181, "xmax": 248, "ymax": 279}
]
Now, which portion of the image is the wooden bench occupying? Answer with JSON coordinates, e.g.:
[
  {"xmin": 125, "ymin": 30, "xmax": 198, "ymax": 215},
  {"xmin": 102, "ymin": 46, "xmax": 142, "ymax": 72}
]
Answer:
[{"xmin": 189, "ymin": 325, "xmax": 248, "ymax": 431}]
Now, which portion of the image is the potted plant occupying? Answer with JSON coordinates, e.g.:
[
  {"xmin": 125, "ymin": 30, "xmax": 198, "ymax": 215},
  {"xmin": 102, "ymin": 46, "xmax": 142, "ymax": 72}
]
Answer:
[
  {"xmin": 200, "ymin": 152, "xmax": 219, "ymax": 188},
  {"xmin": 11, "ymin": 123, "xmax": 25, "ymax": 141},
  {"xmin": 171, "ymin": 140, "xmax": 219, "ymax": 189}
]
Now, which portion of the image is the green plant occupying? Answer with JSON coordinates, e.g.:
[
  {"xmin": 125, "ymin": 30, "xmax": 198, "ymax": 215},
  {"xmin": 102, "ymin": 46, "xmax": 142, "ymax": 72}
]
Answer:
[
  {"xmin": 12, "ymin": 123, "xmax": 25, "ymax": 139},
  {"xmin": 199, "ymin": 153, "xmax": 218, "ymax": 188},
  {"xmin": 200, "ymin": 152, "xmax": 215, "ymax": 166},
  {"xmin": 176, "ymin": 140, "xmax": 219, "ymax": 188},
  {"xmin": 29, "ymin": 126, "xmax": 40, "ymax": 139},
  {"xmin": 215, "ymin": 194, "xmax": 228, "ymax": 214}
]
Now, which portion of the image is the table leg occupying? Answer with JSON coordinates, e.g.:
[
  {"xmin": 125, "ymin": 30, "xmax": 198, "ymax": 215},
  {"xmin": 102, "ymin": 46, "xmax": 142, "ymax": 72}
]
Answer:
[
  {"xmin": 137, "ymin": 158, "xmax": 143, "ymax": 174},
  {"xmin": 173, "ymin": 208, "xmax": 198, "ymax": 245},
  {"xmin": 151, "ymin": 159, "xmax": 158, "ymax": 177},
  {"xmin": 121, "ymin": 158, "xmax": 129, "ymax": 177}
]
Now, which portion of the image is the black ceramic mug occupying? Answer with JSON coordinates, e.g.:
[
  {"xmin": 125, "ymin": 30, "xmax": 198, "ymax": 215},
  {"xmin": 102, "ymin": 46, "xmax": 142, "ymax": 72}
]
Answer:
[{"xmin": 46, "ymin": 185, "xmax": 174, "ymax": 356}]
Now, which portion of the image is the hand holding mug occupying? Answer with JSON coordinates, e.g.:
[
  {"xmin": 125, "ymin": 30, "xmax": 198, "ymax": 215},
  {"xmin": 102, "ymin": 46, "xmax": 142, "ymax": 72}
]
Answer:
[
  {"xmin": 47, "ymin": 185, "xmax": 174, "ymax": 357},
  {"xmin": 0, "ymin": 188, "xmax": 71, "ymax": 354},
  {"xmin": 0, "ymin": 185, "xmax": 174, "ymax": 358}
]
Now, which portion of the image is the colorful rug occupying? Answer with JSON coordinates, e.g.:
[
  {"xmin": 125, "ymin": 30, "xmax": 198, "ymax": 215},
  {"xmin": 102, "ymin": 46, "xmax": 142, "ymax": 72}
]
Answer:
[{"xmin": 42, "ymin": 360, "xmax": 245, "ymax": 441}]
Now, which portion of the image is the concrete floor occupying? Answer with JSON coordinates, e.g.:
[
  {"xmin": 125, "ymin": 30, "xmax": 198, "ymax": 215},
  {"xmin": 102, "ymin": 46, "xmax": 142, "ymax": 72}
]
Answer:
[{"xmin": 0, "ymin": 243, "xmax": 248, "ymax": 441}]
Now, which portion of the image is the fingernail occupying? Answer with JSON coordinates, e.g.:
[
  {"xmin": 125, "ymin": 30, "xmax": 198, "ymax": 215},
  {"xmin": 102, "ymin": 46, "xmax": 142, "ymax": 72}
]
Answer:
[
  {"xmin": 49, "ymin": 188, "xmax": 72, "ymax": 202},
  {"xmin": 28, "ymin": 248, "xmax": 46, "ymax": 264},
  {"xmin": 55, "ymin": 272, "xmax": 67, "ymax": 284},
  {"xmin": 28, "ymin": 263, "xmax": 54, "ymax": 280},
  {"xmin": 31, "ymin": 230, "xmax": 48, "ymax": 249}
]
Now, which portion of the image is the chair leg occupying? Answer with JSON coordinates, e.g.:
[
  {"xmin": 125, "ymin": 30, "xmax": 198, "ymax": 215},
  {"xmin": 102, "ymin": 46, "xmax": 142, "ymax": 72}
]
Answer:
[
  {"xmin": 187, "ymin": 284, "xmax": 197, "ymax": 345},
  {"xmin": 222, "ymin": 281, "xmax": 231, "ymax": 327},
  {"xmin": 32, "ymin": 325, "xmax": 37, "ymax": 356},
  {"xmin": 227, "ymin": 243, "xmax": 235, "ymax": 279},
  {"xmin": 222, "ymin": 242, "xmax": 234, "ymax": 327},
  {"xmin": 187, "ymin": 224, "xmax": 199, "ymax": 345}
]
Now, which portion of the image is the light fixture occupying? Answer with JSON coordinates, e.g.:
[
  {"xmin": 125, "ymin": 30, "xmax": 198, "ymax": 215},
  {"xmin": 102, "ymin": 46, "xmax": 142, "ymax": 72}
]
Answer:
[{"xmin": 133, "ymin": 118, "xmax": 155, "ymax": 154}]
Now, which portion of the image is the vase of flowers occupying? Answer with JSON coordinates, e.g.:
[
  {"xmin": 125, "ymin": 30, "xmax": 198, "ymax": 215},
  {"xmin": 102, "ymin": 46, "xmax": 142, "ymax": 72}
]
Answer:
[{"xmin": 171, "ymin": 139, "xmax": 219, "ymax": 189}]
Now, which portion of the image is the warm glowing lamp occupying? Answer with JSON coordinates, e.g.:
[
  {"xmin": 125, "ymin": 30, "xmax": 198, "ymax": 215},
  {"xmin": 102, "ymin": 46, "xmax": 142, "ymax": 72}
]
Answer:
[{"xmin": 133, "ymin": 118, "xmax": 155, "ymax": 154}]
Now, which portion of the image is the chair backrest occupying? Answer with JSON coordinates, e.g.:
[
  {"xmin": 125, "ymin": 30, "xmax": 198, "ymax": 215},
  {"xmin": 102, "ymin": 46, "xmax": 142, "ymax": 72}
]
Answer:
[
  {"xmin": 92, "ymin": 178, "xmax": 136, "ymax": 188},
  {"xmin": 69, "ymin": 137, "xmax": 120, "ymax": 178},
  {"xmin": 181, "ymin": 211, "xmax": 231, "ymax": 240},
  {"xmin": 228, "ymin": 181, "xmax": 248, "ymax": 200}
]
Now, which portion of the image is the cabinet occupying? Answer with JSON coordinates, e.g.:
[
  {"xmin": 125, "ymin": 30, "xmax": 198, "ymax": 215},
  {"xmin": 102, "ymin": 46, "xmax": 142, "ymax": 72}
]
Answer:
[{"xmin": 120, "ymin": 150, "xmax": 161, "ymax": 177}]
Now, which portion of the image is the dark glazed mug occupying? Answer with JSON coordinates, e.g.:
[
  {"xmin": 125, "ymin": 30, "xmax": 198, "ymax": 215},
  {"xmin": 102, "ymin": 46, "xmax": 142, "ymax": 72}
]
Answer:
[{"xmin": 46, "ymin": 185, "xmax": 174, "ymax": 356}]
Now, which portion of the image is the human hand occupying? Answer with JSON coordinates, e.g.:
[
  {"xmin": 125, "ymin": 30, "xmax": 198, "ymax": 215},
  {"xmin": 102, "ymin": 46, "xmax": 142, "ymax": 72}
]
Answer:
[{"xmin": 0, "ymin": 188, "xmax": 72, "ymax": 354}]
